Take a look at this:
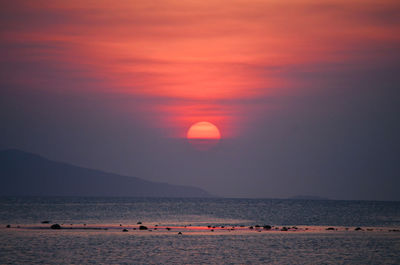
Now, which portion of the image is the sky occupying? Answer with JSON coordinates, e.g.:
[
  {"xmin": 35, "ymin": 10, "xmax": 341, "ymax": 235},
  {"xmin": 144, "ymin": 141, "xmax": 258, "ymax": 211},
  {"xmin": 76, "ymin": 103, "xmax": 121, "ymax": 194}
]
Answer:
[{"xmin": 1, "ymin": 0, "xmax": 400, "ymax": 200}]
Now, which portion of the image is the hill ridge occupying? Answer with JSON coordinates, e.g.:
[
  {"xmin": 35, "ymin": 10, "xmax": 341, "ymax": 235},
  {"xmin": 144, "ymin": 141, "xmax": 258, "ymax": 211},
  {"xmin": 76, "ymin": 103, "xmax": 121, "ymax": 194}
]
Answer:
[{"xmin": 0, "ymin": 149, "xmax": 212, "ymax": 197}]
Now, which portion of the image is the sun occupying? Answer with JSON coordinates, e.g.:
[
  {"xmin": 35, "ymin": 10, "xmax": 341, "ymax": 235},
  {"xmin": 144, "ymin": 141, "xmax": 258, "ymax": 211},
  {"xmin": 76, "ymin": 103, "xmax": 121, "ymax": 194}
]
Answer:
[{"xmin": 186, "ymin": 121, "xmax": 221, "ymax": 139}]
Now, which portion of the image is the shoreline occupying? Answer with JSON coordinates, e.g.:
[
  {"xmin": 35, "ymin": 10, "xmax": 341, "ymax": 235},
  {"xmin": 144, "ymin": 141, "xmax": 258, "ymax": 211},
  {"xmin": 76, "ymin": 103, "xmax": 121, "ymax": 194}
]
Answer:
[{"xmin": 2, "ymin": 223, "xmax": 400, "ymax": 235}]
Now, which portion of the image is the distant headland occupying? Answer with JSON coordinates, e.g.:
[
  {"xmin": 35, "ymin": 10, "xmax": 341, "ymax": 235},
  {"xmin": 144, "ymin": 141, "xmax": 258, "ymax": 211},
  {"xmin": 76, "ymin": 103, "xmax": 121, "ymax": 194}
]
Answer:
[
  {"xmin": 289, "ymin": 195, "xmax": 330, "ymax": 200},
  {"xmin": 0, "ymin": 149, "xmax": 212, "ymax": 197}
]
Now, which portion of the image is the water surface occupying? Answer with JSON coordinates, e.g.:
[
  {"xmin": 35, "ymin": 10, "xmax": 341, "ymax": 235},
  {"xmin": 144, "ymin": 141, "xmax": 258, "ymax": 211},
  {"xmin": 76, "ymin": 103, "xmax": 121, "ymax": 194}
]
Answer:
[
  {"xmin": 1, "ymin": 197, "xmax": 399, "ymax": 227},
  {"xmin": 1, "ymin": 197, "xmax": 399, "ymax": 264}
]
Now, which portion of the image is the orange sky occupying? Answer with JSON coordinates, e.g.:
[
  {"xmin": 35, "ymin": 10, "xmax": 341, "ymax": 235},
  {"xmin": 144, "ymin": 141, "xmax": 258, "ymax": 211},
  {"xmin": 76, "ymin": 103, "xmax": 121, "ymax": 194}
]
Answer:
[{"xmin": 1, "ymin": 0, "xmax": 400, "ymax": 137}]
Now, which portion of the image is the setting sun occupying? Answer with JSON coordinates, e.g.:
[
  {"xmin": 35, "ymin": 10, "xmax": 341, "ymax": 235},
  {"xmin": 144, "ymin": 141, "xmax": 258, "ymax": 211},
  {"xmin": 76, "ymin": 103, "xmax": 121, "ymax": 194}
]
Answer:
[{"xmin": 186, "ymin": 122, "xmax": 221, "ymax": 139}]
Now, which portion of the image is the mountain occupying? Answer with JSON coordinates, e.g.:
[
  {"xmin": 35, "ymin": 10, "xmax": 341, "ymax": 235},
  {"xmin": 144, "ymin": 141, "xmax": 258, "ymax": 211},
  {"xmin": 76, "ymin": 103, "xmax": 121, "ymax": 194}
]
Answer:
[
  {"xmin": 289, "ymin": 195, "xmax": 330, "ymax": 200},
  {"xmin": 0, "ymin": 149, "xmax": 212, "ymax": 197}
]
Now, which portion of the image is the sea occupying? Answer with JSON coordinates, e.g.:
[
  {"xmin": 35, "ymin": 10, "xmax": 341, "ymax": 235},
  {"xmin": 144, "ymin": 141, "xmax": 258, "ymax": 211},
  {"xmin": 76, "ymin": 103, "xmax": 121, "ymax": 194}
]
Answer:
[{"xmin": 1, "ymin": 197, "xmax": 399, "ymax": 264}]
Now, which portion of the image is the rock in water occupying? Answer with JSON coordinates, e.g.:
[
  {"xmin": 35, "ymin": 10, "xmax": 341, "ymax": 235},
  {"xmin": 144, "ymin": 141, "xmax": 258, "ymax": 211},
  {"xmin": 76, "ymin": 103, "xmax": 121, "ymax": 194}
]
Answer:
[
  {"xmin": 122, "ymin": 229, "xmax": 128, "ymax": 232},
  {"xmin": 50, "ymin": 224, "xmax": 61, "ymax": 229},
  {"xmin": 139, "ymin": 225, "xmax": 148, "ymax": 230},
  {"xmin": 263, "ymin": 225, "xmax": 272, "ymax": 230}
]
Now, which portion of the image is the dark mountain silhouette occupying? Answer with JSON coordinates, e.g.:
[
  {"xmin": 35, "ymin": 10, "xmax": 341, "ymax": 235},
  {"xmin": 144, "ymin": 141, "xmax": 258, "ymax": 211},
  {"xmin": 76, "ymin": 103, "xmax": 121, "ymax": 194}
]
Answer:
[
  {"xmin": 289, "ymin": 195, "xmax": 330, "ymax": 200},
  {"xmin": 0, "ymin": 149, "xmax": 212, "ymax": 197}
]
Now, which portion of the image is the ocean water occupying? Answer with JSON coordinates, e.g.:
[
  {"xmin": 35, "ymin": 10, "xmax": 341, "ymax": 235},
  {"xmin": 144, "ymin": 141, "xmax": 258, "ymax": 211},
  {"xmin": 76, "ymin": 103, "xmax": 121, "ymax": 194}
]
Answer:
[
  {"xmin": 1, "ymin": 197, "xmax": 400, "ymax": 264},
  {"xmin": 1, "ymin": 197, "xmax": 399, "ymax": 227}
]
